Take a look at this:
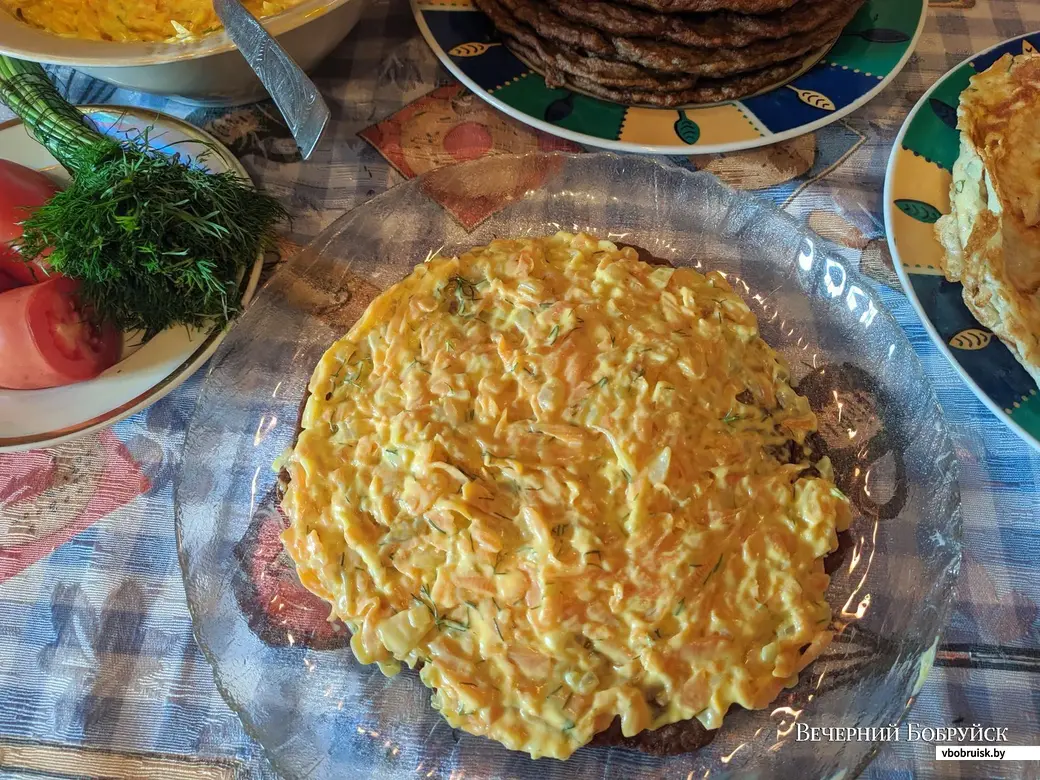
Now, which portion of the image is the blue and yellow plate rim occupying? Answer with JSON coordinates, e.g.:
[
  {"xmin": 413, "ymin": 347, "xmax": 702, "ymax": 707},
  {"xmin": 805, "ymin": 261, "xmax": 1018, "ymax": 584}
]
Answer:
[
  {"xmin": 412, "ymin": 0, "xmax": 925, "ymax": 155},
  {"xmin": 884, "ymin": 31, "xmax": 1040, "ymax": 452}
]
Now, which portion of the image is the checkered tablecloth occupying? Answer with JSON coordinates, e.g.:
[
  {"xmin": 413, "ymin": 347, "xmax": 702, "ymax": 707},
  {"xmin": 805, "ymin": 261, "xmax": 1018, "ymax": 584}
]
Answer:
[{"xmin": 1, "ymin": 0, "xmax": 1039, "ymax": 777}]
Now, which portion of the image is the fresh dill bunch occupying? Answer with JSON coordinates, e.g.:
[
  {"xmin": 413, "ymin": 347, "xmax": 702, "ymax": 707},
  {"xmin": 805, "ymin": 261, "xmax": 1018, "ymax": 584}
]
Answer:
[
  {"xmin": 18, "ymin": 138, "xmax": 286, "ymax": 336},
  {"xmin": 0, "ymin": 57, "xmax": 287, "ymax": 337}
]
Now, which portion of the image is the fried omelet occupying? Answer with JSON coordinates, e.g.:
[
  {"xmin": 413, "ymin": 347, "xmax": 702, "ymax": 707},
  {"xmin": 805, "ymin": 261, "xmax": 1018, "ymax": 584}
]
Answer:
[
  {"xmin": 279, "ymin": 232, "xmax": 851, "ymax": 760},
  {"xmin": 2, "ymin": 0, "xmax": 303, "ymax": 41},
  {"xmin": 936, "ymin": 52, "xmax": 1040, "ymax": 384}
]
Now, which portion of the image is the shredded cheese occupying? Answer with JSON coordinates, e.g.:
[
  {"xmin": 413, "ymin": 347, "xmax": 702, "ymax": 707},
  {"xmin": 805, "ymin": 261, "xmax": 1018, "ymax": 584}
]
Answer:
[{"xmin": 280, "ymin": 232, "xmax": 851, "ymax": 760}]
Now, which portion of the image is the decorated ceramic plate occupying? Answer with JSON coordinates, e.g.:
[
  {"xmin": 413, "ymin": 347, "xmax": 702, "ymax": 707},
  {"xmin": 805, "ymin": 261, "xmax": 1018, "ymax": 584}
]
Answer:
[
  {"xmin": 884, "ymin": 32, "xmax": 1040, "ymax": 452},
  {"xmin": 411, "ymin": 0, "xmax": 924, "ymax": 155},
  {"xmin": 0, "ymin": 107, "xmax": 263, "ymax": 452}
]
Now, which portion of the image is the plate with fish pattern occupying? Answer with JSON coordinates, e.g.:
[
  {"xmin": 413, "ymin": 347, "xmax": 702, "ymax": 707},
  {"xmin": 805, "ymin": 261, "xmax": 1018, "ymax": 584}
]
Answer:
[
  {"xmin": 412, "ymin": 0, "xmax": 924, "ymax": 154},
  {"xmin": 884, "ymin": 31, "xmax": 1040, "ymax": 452}
]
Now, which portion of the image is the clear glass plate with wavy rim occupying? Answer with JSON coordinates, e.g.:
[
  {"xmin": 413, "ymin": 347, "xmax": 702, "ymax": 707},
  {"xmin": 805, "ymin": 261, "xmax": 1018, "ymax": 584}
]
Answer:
[{"xmin": 176, "ymin": 152, "xmax": 961, "ymax": 780}]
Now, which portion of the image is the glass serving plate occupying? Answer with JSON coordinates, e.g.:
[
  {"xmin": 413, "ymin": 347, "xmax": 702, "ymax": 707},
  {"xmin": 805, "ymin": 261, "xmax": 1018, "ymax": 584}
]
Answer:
[{"xmin": 176, "ymin": 153, "xmax": 961, "ymax": 779}]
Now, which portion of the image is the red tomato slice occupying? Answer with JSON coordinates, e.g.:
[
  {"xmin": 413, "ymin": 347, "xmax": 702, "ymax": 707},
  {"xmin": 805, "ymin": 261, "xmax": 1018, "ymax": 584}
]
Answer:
[
  {"xmin": 0, "ymin": 244, "xmax": 52, "ymax": 285},
  {"xmin": 0, "ymin": 277, "xmax": 121, "ymax": 390},
  {"xmin": 0, "ymin": 270, "xmax": 21, "ymax": 293},
  {"xmin": 0, "ymin": 159, "xmax": 60, "ymax": 285}
]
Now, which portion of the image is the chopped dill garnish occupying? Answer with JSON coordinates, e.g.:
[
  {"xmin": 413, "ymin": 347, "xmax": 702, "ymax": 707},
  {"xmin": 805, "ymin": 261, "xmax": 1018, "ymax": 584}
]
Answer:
[
  {"xmin": 425, "ymin": 516, "xmax": 446, "ymax": 534},
  {"xmin": 674, "ymin": 598, "xmax": 685, "ymax": 615},
  {"xmin": 547, "ymin": 325, "xmax": 560, "ymax": 346},
  {"xmin": 418, "ymin": 585, "xmax": 438, "ymax": 620},
  {"xmin": 0, "ymin": 60, "xmax": 288, "ymax": 337},
  {"xmin": 704, "ymin": 554, "xmax": 724, "ymax": 583},
  {"xmin": 493, "ymin": 617, "xmax": 504, "ymax": 640},
  {"xmin": 329, "ymin": 361, "xmax": 346, "ymax": 384},
  {"xmin": 438, "ymin": 617, "xmax": 470, "ymax": 632},
  {"xmin": 412, "ymin": 593, "xmax": 437, "ymax": 619}
]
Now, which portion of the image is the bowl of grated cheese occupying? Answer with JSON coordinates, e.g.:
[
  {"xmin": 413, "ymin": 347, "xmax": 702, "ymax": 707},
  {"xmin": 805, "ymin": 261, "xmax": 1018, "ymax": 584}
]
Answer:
[{"xmin": 0, "ymin": 0, "xmax": 366, "ymax": 104}]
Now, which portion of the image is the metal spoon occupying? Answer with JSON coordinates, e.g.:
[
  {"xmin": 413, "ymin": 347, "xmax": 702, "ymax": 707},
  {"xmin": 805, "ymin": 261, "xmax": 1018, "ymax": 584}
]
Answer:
[{"xmin": 211, "ymin": 0, "xmax": 331, "ymax": 160}]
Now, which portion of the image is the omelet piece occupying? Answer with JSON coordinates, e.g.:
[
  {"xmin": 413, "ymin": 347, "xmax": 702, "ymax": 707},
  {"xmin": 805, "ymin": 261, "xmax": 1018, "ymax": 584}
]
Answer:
[
  {"xmin": 279, "ymin": 232, "xmax": 851, "ymax": 760},
  {"xmin": 935, "ymin": 52, "xmax": 1040, "ymax": 384},
  {"xmin": 2, "ymin": 0, "xmax": 302, "ymax": 41}
]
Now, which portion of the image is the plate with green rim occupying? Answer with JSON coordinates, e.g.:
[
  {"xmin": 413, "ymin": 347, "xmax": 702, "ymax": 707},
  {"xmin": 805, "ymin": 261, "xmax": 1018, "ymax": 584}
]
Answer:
[
  {"xmin": 411, "ymin": 0, "xmax": 924, "ymax": 155},
  {"xmin": 884, "ymin": 31, "xmax": 1040, "ymax": 452}
]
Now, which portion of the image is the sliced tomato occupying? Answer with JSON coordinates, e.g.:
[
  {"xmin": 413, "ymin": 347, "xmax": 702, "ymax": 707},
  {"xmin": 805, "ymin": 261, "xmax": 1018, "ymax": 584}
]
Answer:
[
  {"xmin": 0, "ymin": 159, "xmax": 60, "ymax": 284},
  {"xmin": 0, "ymin": 277, "xmax": 121, "ymax": 390},
  {"xmin": 0, "ymin": 245, "xmax": 53, "ymax": 285},
  {"xmin": 0, "ymin": 270, "xmax": 21, "ymax": 293}
]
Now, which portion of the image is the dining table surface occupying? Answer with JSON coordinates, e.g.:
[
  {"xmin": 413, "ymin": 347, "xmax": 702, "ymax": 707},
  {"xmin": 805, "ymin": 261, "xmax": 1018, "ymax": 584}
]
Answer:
[{"xmin": 1, "ymin": 0, "xmax": 1039, "ymax": 778}]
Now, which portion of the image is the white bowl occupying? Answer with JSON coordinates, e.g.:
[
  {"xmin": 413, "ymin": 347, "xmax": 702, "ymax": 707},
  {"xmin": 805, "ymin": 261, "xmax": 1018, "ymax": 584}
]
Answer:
[
  {"xmin": 0, "ymin": 106, "xmax": 263, "ymax": 451},
  {"xmin": 0, "ymin": 0, "xmax": 366, "ymax": 105}
]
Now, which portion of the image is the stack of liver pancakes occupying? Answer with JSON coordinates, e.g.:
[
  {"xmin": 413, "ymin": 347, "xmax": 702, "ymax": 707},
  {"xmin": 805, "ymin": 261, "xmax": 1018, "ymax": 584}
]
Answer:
[{"xmin": 474, "ymin": 0, "xmax": 865, "ymax": 106}]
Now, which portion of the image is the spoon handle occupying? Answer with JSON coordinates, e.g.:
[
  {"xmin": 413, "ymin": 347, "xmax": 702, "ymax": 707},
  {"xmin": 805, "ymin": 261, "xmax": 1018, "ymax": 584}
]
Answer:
[{"xmin": 212, "ymin": 0, "xmax": 331, "ymax": 160}]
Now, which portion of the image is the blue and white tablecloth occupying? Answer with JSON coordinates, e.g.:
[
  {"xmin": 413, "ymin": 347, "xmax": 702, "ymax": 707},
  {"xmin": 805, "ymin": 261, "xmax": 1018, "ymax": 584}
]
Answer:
[{"xmin": 1, "ymin": 0, "xmax": 1038, "ymax": 777}]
